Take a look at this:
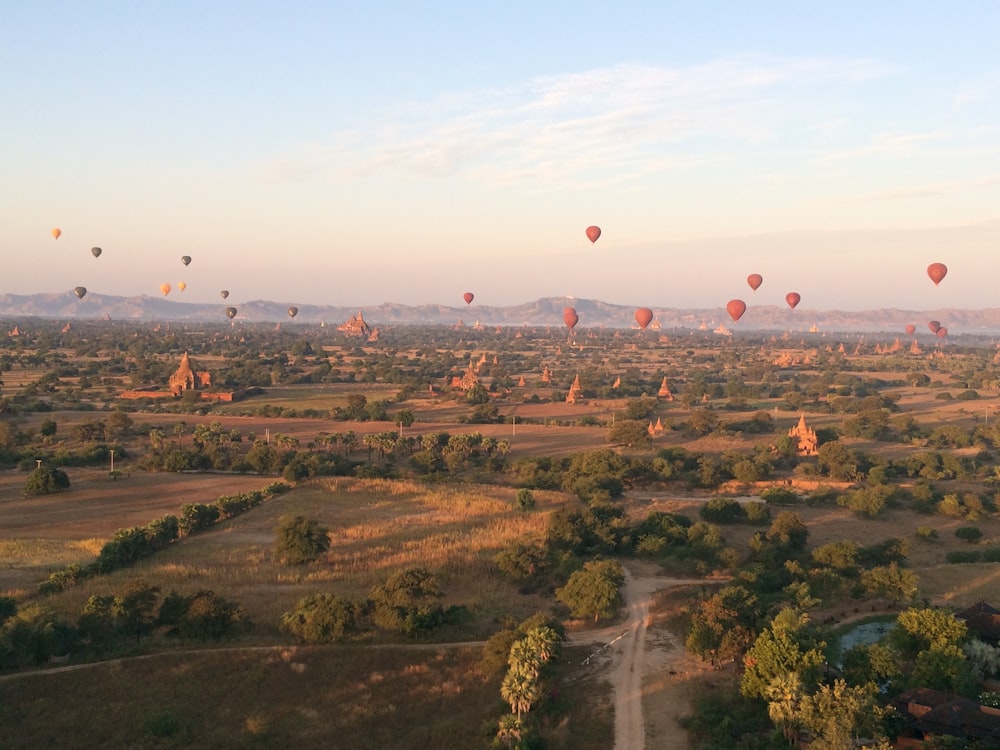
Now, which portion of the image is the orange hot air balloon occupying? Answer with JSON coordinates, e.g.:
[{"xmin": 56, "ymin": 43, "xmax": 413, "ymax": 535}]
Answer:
[
  {"xmin": 785, "ymin": 292, "xmax": 801, "ymax": 309},
  {"xmin": 585, "ymin": 225, "xmax": 601, "ymax": 244},
  {"xmin": 927, "ymin": 262, "xmax": 947, "ymax": 285},
  {"xmin": 51, "ymin": 227, "xmax": 62, "ymax": 239},
  {"xmin": 634, "ymin": 307, "xmax": 653, "ymax": 330},
  {"xmin": 160, "ymin": 283, "xmax": 171, "ymax": 296},
  {"xmin": 937, "ymin": 327, "xmax": 948, "ymax": 338},
  {"xmin": 225, "ymin": 306, "xmax": 237, "ymax": 320},
  {"xmin": 747, "ymin": 273, "xmax": 763, "ymax": 291},
  {"xmin": 905, "ymin": 324, "xmax": 916, "ymax": 335},
  {"xmin": 178, "ymin": 281, "xmax": 188, "ymax": 292},
  {"xmin": 726, "ymin": 299, "xmax": 747, "ymax": 322},
  {"xmin": 928, "ymin": 320, "xmax": 941, "ymax": 334},
  {"xmin": 563, "ymin": 306, "xmax": 579, "ymax": 329},
  {"xmin": 463, "ymin": 292, "xmax": 474, "ymax": 305}
]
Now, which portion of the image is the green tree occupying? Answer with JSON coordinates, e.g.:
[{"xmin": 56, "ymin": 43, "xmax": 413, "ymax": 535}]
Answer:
[
  {"xmin": 281, "ymin": 594, "xmax": 358, "ymax": 643},
  {"xmin": 893, "ymin": 607, "xmax": 967, "ymax": 657},
  {"xmin": 24, "ymin": 466, "xmax": 70, "ymax": 495},
  {"xmin": 175, "ymin": 590, "xmax": 246, "ymax": 640},
  {"xmin": 112, "ymin": 579, "xmax": 161, "ymax": 643},
  {"xmin": 741, "ymin": 609, "xmax": 825, "ymax": 700},
  {"xmin": 797, "ymin": 679, "xmax": 886, "ymax": 750},
  {"xmin": 273, "ymin": 515, "xmax": 330, "ymax": 565},
  {"xmin": 860, "ymin": 563, "xmax": 918, "ymax": 605},
  {"xmin": 555, "ymin": 559, "xmax": 624, "ymax": 623},
  {"xmin": 369, "ymin": 567, "xmax": 444, "ymax": 635},
  {"xmin": 607, "ymin": 419, "xmax": 651, "ymax": 448}
]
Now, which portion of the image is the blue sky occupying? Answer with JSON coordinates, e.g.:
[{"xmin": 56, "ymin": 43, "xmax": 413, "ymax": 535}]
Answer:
[{"xmin": 3, "ymin": 2, "xmax": 999, "ymax": 311}]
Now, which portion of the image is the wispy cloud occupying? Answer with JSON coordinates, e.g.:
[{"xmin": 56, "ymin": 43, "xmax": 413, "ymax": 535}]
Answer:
[
  {"xmin": 841, "ymin": 174, "xmax": 1000, "ymax": 205},
  {"xmin": 257, "ymin": 55, "xmax": 897, "ymax": 189}
]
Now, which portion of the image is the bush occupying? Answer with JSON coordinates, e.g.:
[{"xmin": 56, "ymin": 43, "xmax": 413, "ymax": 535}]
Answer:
[
  {"xmin": 23, "ymin": 466, "xmax": 70, "ymax": 495},
  {"xmin": 916, "ymin": 526, "xmax": 938, "ymax": 541},
  {"xmin": 281, "ymin": 594, "xmax": 359, "ymax": 643},
  {"xmin": 516, "ymin": 488, "xmax": 536, "ymax": 511},
  {"xmin": 955, "ymin": 526, "xmax": 984, "ymax": 544},
  {"xmin": 273, "ymin": 515, "xmax": 330, "ymax": 565},
  {"xmin": 760, "ymin": 487, "xmax": 801, "ymax": 505},
  {"xmin": 699, "ymin": 497, "xmax": 745, "ymax": 524}
]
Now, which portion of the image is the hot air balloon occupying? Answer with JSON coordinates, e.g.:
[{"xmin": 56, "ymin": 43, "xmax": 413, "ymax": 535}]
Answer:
[
  {"xmin": 635, "ymin": 307, "xmax": 653, "ymax": 330},
  {"xmin": 177, "ymin": 282, "xmax": 187, "ymax": 292},
  {"xmin": 563, "ymin": 306, "xmax": 579, "ymax": 330},
  {"xmin": 585, "ymin": 226, "xmax": 601, "ymax": 244},
  {"xmin": 90, "ymin": 247, "xmax": 102, "ymax": 258},
  {"xmin": 937, "ymin": 327, "xmax": 948, "ymax": 338},
  {"xmin": 463, "ymin": 292, "xmax": 474, "ymax": 305},
  {"xmin": 73, "ymin": 286, "xmax": 87, "ymax": 299},
  {"xmin": 928, "ymin": 320, "xmax": 941, "ymax": 334},
  {"xmin": 220, "ymin": 290, "xmax": 229, "ymax": 299},
  {"xmin": 726, "ymin": 299, "xmax": 746, "ymax": 322},
  {"xmin": 905, "ymin": 324, "xmax": 916, "ymax": 335},
  {"xmin": 225, "ymin": 306, "xmax": 237, "ymax": 320},
  {"xmin": 51, "ymin": 227, "xmax": 61, "ymax": 240},
  {"xmin": 747, "ymin": 273, "xmax": 763, "ymax": 291},
  {"xmin": 927, "ymin": 263, "xmax": 947, "ymax": 285},
  {"xmin": 785, "ymin": 292, "xmax": 801, "ymax": 309},
  {"xmin": 160, "ymin": 283, "xmax": 171, "ymax": 296},
  {"xmin": 287, "ymin": 306, "xmax": 298, "ymax": 318},
  {"xmin": 181, "ymin": 255, "xmax": 192, "ymax": 266}
]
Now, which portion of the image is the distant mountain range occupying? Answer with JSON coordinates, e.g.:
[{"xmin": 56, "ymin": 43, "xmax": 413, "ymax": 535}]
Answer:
[{"xmin": 3, "ymin": 292, "xmax": 1000, "ymax": 334}]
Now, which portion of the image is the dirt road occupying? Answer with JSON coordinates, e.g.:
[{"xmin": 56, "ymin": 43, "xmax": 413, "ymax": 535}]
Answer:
[{"xmin": 570, "ymin": 563, "xmax": 704, "ymax": 750}]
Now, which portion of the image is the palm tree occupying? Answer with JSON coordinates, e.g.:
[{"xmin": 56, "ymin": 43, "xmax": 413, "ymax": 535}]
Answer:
[
  {"xmin": 765, "ymin": 671, "xmax": 803, "ymax": 746},
  {"xmin": 495, "ymin": 715, "xmax": 522, "ymax": 750},
  {"xmin": 500, "ymin": 664, "xmax": 540, "ymax": 720}
]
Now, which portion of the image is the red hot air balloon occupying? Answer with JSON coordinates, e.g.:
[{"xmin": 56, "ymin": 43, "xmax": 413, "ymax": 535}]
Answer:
[
  {"xmin": 785, "ymin": 292, "xmax": 801, "ymax": 309},
  {"xmin": 634, "ymin": 307, "xmax": 653, "ymax": 330},
  {"xmin": 905, "ymin": 324, "xmax": 916, "ymax": 335},
  {"xmin": 463, "ymin": 292, "xmax": 474, "ymax": 305},
  {"xmin": 927, "ymin": 263, "xmax": 947, "ymax": 285},
  {"xmin": 747, "ymin": 273, "xmax": 763, "ymax": 291},
  {"xmin": 585, "ymin": 226, "xmax": 601, "ymax": 244},
  {"xmin": 726, "ymin": 299, "xmax": 747, "ymax": 322},
  {"xmin": 928, "ymin": 320, "xmax": 941, "ymax": 334},
  {"xmin": 937, "ymin": 327, "xmax": 948, "ymax": 338},
  {"xmin": 563, "ymin": 306, "xmax": 579, "ymax": 329}
]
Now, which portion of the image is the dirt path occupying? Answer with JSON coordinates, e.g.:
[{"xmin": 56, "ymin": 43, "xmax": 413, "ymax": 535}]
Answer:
[{"xmin": 569, "ymin": 563, "xmax": 704, "ymax": 750}]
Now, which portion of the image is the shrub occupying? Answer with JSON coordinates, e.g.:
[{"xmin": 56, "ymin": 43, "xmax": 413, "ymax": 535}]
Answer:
[
  {"xmin": 23, "ymin": 466, "xmax": 70, "ymax": 495},
  {"xmin": 281, "ymin": 594, "xmax": 359, "ymax": 643},
  {"xmin": 916, "ymin": 526, "xmax": 938, "ymax": 541},
  {"xmin": 955, "ymin": 526, "xmax": 984, "ymax": 544},
  {"xmin": 273, "ymin": 515, "xmax": 330, "ymax": 565},
  {"xmin": 516, "ymin": 488, "xmax": 536, "ymax": 511}
]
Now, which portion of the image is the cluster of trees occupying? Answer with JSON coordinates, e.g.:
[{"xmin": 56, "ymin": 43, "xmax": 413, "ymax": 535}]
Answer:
[
  {"xmin": 0, "ymin": 579, "xmax": 245, "ymax": 669},
  {"xmin": 280, "ymin": 567, "xmax": 457, "ymax": 642}
]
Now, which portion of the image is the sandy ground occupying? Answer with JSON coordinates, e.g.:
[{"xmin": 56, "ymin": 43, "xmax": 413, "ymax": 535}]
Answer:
[{"xmin": 570, "ymin": 562, "xmax": 708, "ymax": 750}]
